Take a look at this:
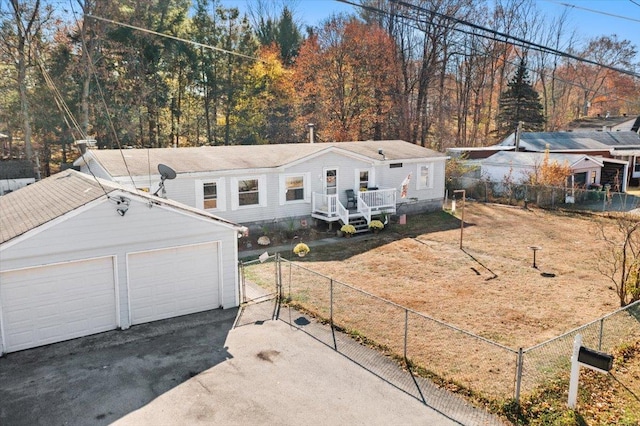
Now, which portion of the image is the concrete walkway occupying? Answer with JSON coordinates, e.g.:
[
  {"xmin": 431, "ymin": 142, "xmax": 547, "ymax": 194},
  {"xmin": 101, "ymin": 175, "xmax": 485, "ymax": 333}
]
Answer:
[
  {"xmin": 0, "ymin": 302, "xmax": 505, "ymax": 425},
  {"xmin": 117, "ymin": 303, "xmax": 505, "ymax": 425}
]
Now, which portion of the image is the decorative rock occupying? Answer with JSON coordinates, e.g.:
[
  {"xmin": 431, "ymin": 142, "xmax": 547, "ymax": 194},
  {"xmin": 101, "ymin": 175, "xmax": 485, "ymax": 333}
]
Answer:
[{"xmin": 257, "ymin": 236, "xmax": 271, "ymax": 246}]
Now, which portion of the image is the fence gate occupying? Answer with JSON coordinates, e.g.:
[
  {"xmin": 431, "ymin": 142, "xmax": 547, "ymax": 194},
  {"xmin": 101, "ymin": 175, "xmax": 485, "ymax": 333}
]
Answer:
[{"xmin": 238, "ymin": 255, "xmax": 279, "ymax": 305}]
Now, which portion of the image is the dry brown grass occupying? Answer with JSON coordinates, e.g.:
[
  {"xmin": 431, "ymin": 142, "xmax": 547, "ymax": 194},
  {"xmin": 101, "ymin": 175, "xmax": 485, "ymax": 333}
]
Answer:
[
  {"xmin": 242, "ymin": 203, "xmax": 640, "ymax": 420},
  {"xmin": 302, "ymin": 202, "xmax": 622, "ymax": 349}
]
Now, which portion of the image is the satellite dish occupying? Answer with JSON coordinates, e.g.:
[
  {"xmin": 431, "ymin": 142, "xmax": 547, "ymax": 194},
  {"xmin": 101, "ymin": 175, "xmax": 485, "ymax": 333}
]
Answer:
[
  {"xmin": 153, "ymin": 164, "xmax": 176, "ymax": 198},
  {"xmin": 158, "ymin": 163, "xmax": 176, "ymax": 180}
]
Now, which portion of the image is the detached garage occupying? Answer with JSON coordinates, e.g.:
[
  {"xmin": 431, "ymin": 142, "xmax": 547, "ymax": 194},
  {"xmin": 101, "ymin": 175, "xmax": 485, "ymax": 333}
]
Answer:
[{"xmin": 0, "ymin": 170, "xmax": 244, "ymax": 355}]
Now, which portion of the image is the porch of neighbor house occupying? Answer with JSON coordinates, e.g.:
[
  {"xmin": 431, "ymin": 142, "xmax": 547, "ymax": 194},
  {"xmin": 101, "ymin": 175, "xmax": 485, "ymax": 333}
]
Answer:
[{"xmin": 311, "ymin": 188, "xmax": 397, "ymax": 233}]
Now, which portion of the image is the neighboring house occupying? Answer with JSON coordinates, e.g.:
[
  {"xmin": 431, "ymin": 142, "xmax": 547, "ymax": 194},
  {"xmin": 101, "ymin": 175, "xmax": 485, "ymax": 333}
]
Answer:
[
  {"xmin": 0, "ymin": 159, "xmax": 36, "ymax": 195},
  {"xmin": 449, "ymin": 129, "xmax": 640, "ymax": 190},
  {"xmin": 497, "ymin": 131, "xmax": 639, "ymax": 189},
  {"xmin": 562, "ymin": 114, "xmax": 639, "ymax": 132},
  {"xmin": 74, "ymin": 140, "xmax": 448, "ymax": 233},
  {"xmin": 0, "ymin": 169, "xmax": 245, "ymax": 355},
  {"xmin": 480, "ymin": 151, "xmax": 616, "ymax": 189}
]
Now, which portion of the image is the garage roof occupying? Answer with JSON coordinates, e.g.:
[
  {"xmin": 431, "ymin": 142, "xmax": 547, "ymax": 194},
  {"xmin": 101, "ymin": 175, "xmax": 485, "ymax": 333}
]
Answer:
[
  {"xmin": 498, "ymin": 131, "xmax": 640, "ymax": 151},
  {"xmin": 76, "ymin": 140, "xmax": 446, "ymax": 177},
  {"xmin": 0, "ymin": 170, "xmax": 242, "ymax": 244},
  {"xmin": 482, "ymin": 151, "xmax": 604, "ymax": 168}
]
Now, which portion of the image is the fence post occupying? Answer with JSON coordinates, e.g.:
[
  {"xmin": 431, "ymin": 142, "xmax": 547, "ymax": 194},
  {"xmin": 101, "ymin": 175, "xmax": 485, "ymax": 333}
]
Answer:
[
  {"xmin": 330, "ymin": 278, "xmax": 337, "ymax": 350},
  {"xmin": 514, "ymin": 348, "xmax": 524, "ymax": 403},
  {"xmin": 273, "ymin": 253, "xmax": 282, "ymax": 320},
  {"xmin": 330, "ymin": 278, "xmax": 334, "ymax": 327},
  {"xmin": 598, "ymin": 318, "xmax": 604, "ymax": 351},
  {"xmin": 239, "ymin": 261, "xmax": 245, "ymax": 304},
  {"xmin": 404, "ymin": 309, "xmax": 409, "ymax": 363}
]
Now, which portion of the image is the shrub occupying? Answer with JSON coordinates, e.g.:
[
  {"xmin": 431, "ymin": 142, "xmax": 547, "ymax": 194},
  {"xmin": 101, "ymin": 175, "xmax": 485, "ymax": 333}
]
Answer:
[
  {"xmin": 369, "ymin": 220, "xmax": 384, "ymax": 231},
  {"xmin": 340, "ymin": 224, "xmax": 356, "ymax": 235}
]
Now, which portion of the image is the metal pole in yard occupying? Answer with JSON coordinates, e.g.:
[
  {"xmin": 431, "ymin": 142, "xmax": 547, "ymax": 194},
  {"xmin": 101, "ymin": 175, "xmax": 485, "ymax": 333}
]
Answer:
[{"xmin": 453, "ymin": 190, "xmax": 466, "ymax": 249}]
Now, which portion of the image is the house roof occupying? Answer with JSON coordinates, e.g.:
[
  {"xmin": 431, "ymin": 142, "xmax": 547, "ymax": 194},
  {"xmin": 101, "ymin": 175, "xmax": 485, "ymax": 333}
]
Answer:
[
  {"xmin": 0, "ymin": 170, "xmax": 242, "ymax": 245},
  {"xmin": 482, "ymin": 151, "xmax": 603, "ymax": 168},
  {"xmin": 563, "ymin": 115, "xmax": 639, "ymax": 132},
  {"xmin": 0, "ymin": 160, "xmax": 36, "ymax": 180},
  {"xmin": 76, "ymin": 140, "xmax": 446, "ymax": 177},
  {"xmin": 498, "ymin": 131, "xmax": 640, "ymax": 152}
]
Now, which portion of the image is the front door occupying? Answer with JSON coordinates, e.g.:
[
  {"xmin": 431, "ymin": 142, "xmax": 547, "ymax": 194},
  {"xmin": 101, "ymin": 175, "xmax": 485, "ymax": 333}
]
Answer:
[{"xmin": 324, "ymin": 168, "xmax": 337, "ymax": 195}]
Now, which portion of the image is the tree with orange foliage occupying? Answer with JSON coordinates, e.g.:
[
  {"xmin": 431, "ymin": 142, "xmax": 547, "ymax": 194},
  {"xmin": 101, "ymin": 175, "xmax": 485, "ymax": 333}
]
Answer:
[
  {"xmin": 293, "ymin": 17, "xmax": 402, "ymax": 142},
  {"xmin": 527, "ymin": 148, "xmax": 573, "ymax": 187}
]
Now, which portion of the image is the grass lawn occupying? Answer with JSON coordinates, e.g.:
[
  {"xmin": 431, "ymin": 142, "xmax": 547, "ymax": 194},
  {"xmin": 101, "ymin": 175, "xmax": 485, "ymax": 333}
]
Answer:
[
  {"xmin": 303, "ymin": 202, "xmax": 623, "ymax": 348},
  {"xmin": 244, "ymin": 202, "xmax": 640, "ymax": 424}
]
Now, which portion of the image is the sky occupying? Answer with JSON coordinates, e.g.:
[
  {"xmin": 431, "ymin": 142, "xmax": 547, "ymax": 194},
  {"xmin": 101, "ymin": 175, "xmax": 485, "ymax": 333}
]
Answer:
[{"xmin": 222, "ymin": 0, "xmax": 640, "ymax": 59}]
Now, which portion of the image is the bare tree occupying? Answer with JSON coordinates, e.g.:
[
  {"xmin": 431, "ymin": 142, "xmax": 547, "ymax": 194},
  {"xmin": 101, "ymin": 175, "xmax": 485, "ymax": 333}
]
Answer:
[
  {"xmin": 2, "ymin": 0, "xmax": 51, "ymax": 164},
  {"xmin": 597, "ymin": 214, "xmax": 640, "ymax": 307}
]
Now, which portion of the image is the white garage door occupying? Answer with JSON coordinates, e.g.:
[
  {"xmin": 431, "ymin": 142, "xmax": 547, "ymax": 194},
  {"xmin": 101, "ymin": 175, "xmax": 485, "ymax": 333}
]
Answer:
[
  {"xmin": 128, "ymin": 242, "xmax": 220, "ymax": 325},
  {"xmin": 0, "ymin": 257, "xmax": 117, "ymax": 353}
]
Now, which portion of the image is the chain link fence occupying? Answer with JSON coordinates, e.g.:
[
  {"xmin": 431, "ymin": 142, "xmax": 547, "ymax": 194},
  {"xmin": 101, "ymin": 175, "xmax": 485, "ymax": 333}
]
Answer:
[
  {"xmin": 518, "ymin": 301, "xmax": 640, "ymax": 398},
  {"xmin": 278, "ymin": 256, "xmax": 519, "ymax": 401},
  {"xmin": 239, "ymin": 255, "xmax": 640, "ymax": 406},
  {"xmin": 456, "ymin": 177, "xmax": 639, "ymax": 213}
]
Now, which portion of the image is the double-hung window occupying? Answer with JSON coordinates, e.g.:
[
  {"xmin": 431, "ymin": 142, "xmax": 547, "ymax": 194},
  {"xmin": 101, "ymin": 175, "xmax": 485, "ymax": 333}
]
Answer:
[
  {"xmin": 285, "ymin": 176, "xmax": 304, "ymax": 201},
  {"xmin": 359, "ymin": 170, "xmax": 369, "ymax": 190},
  {"xmin": 203, "ymin": 182, "xmax": 217, "ymax": 209},
  {"xmin": 238, "ymin": 179, "xmax": 260, "ymax": 206}
]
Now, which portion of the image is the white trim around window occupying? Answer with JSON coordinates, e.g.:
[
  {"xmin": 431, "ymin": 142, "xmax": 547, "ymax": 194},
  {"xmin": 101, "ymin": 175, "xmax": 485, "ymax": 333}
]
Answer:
[
  {"xmin": 231, "ymin": 175, "xmax": 267, "ymax": 211},
  {"xmin": 195, "ymin": 178, "xmax": 226, "ymax": 212},
  {"xmin": 355, "ymin": 168, "xmax": 374, "ymax": 190},
  {"xmin": 416, "ymin": 163, "xmax": 434, "ymax": 190},
  {"xmin": 279, "ymin": 172, "xmax": 311, "ymax": 205}
]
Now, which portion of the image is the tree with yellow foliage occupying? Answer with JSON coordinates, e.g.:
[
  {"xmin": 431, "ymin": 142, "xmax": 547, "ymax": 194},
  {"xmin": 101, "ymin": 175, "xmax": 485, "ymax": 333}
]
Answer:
[{"xmin": 527, "ymin": 148, "xmax": 573, "ymax": 187}]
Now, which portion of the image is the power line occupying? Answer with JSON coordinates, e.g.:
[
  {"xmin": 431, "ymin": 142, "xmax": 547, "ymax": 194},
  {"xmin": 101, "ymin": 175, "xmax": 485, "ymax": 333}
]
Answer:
[
  {"xmin": 338, "ymin": 0, "xmax": 639, "ymax": 79},
  {"xmin": 86, "ymin": 14, "xmax": 263, "ymax": 63},
  {"xmin": 337, "ymin": 0, "xmax": 638, "ymax": 107},
  {"xmin": 545, "ymin": 0, "xmax": 640, "ymax": 24}
]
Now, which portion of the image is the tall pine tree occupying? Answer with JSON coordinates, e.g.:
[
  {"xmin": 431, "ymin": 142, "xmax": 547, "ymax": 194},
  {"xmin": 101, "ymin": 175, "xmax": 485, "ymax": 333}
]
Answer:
[{"xmin": 496, "ymin": 57, "xmax": 545, "ymax": 141}]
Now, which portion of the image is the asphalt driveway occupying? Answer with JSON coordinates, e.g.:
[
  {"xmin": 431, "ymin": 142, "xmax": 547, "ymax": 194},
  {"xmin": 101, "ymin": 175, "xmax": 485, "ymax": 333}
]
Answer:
[{"xmin": 0, "ymin": 303, "xmax": 504, "ymax": 425}]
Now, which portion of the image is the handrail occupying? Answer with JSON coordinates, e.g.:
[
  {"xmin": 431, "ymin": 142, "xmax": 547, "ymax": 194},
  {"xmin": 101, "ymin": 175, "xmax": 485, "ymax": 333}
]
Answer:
[{"xmin": 337, "ymin": 200, "xmax": 349, "ymax": 224}]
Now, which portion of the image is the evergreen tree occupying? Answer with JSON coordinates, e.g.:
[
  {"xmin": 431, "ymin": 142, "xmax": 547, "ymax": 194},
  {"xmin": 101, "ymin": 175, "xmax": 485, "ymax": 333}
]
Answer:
[
  {"xmin": 255, "ymin": 7, "xmax": 302, "ymax": 67},
  {"xmin": 496, "ymin": 58, "xmax": 545, "ymax": 141}
]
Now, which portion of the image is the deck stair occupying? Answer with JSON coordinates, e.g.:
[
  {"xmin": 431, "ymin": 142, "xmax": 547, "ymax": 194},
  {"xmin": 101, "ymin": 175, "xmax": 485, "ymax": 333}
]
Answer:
[{"xmin": 349, "ymin": 216, "xmax": 369, "ymax": 234}]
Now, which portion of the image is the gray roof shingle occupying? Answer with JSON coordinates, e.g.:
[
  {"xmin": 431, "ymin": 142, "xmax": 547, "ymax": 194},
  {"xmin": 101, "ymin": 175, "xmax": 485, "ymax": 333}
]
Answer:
[
  {"xmin": 82, "ymin": 140, "xmax": 446, "ymax": 177},
  {"xmin": 0, "ymin": 170, "xmax": 241, "ymax": 245},
  {"xmin": 499, "ymin": 131, "xmax": 640, "ymax": 151}
]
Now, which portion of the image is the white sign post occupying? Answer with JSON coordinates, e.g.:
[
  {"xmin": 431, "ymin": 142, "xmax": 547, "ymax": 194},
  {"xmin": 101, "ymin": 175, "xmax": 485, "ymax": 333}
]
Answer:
[
  {"xmin": 568, "ymin": 333, "xmax": 614, "ymax": 409},
  {"xmin": 568, "ymin": 334, "xmax": 582, "ymax": 409}
]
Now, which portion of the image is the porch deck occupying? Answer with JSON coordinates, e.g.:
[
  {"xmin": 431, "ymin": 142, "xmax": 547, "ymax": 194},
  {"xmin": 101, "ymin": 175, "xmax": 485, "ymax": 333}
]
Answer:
[{"xmin": 311, "ymin": 188, "xmax": 396, "ymax": 225}]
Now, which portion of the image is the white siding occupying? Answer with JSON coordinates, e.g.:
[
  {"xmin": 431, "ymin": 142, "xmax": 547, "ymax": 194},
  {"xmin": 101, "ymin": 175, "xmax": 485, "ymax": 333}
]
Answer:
[
  {"xmin": 0, "ymin": 256, "xmax": 117, "ymax": 353},
  {"xmin": 127, "ymin": 242, "xmax": 220, "ymax": 325},
  {"xmin": 1, "ymin": 195, "xmax": 239, "ymax": 329}
]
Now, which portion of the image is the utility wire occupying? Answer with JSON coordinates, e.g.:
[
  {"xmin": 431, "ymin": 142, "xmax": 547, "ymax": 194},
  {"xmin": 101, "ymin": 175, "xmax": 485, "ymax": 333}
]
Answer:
[
  {"xmin": 340, "ymin": 0, "xmax": 638, "ymax": 107},
  {"xmin": 545, "ymin": 0, "xmax": 640, "ymax": 24},
  {"xmin": 69, "ymin": 3, "xmax": 141, "ymax": 192},
  {"xmin": 338, "ymin": 0, "xmax": 640, "ymax": 79},
  {"xmin": 86, "ymin": 14, "xmax": 263, "ymax": 63}
]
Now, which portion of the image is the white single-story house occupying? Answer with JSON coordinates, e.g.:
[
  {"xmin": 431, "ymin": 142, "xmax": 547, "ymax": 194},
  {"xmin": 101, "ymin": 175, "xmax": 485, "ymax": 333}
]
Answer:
[
  {"xmin": 0, "ymin": 170, "xmax": 244, "ymax": 355},
  {"xmin": 480, "ymin": 151, "xmax": 628, "ymax": 190},
  {"xmin": 73, "ymin": 140, "xmax": 448, "ymax": 233},
  {"xmin": 497, "ymin": 131, "xmax": 640, "ymax": 187}
]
